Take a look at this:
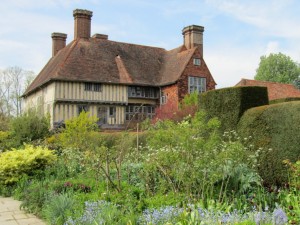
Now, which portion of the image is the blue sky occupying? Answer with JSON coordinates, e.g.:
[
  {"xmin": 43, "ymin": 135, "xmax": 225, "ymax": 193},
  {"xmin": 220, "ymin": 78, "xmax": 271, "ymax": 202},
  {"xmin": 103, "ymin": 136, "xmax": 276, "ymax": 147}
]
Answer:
[{"xmin": 1, "ymin": 0, "xmax": 300, "ymax": 87}]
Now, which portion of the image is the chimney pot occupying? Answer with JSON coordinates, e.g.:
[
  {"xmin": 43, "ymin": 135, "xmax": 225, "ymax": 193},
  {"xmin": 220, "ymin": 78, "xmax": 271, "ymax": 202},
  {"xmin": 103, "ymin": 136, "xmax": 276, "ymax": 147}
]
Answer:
[
  {"xmin": 182, "ymin": 25, "xmax": 204, "ymax": 55},
  {"xmin": 51, "ymin": 32, "xmax": 67, "ymax": 57},
  {"xmin": 92, "ymin": 33, "xmax": 108, "ymax": 40},
  {"xmin": 73, "ymin": 9, "xmax": 93, "ymax": 39}
]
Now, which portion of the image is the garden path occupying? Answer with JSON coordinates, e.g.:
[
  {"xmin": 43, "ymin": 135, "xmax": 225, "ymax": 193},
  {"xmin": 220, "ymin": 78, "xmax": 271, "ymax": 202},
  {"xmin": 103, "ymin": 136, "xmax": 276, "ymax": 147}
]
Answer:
[{"xmin": 0, "ymin": 197, "xmax": 46, "ymax": 225}]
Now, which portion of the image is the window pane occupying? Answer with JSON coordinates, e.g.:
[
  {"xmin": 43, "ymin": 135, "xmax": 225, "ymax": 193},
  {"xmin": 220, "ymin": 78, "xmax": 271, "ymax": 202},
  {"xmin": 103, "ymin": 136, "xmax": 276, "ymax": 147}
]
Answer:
[
  {"xmin": 94, "ymin": 84, "xmax": 102, "ymax": 92},
  {"xmin": 109, "ymin": 107, "xmax": 116, "ymax": 117},
  {"xmin": 188, "ymin": 76, "xmax": 206, "ymax": 94}
]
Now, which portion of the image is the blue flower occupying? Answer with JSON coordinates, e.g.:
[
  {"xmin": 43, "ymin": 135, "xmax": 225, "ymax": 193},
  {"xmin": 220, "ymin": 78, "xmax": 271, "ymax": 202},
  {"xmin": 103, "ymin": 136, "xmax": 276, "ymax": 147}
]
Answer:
[{"xmin": 273, "ymin": 207, "xmax": 288, "ymax": 225}]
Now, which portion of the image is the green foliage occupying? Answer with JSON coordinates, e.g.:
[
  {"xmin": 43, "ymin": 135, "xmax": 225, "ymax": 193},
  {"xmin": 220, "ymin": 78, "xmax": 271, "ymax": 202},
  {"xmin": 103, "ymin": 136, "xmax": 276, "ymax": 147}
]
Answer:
[
  {"xmin": 255, "ymin": 52, "xmax": 300, "ymax": 85},
  {"xmin": 19, "ymin": 179, "xmax": 53, "ymax": 216},
  {"xmin": 0, "ymin": 145, "xmax": 57, "ymax": 184},
  {"xmin": 43, "ymin": 193, "xmax": 76, "ymax": 225},
  {"xmin": 180, "ymin": 91, "xmax": 199, "ymax": 107},
  {"xmin": 283, "ymin": 160, "xmax": 300, "ymax": 189},
  {"xmin": 199, "ymin": 86, "xmax": 269, "ymax": 132},
  {"xmin": 237, "ymin": 101, "xmax": 300, "ymax": 186},
  {"xmin": 142, "ymin": 111, "xmax": 260, "ymax": 200},
  {"xmin": 0, "ymin": 131, "xmax": 12, "ymax": 151},
  {"xmin": 278, "ymin": 188, "xmax": 300, "ymax": 224},
  {"xmin": 10, "ymin": 109, "xmax": 50, "ymax": 147},
  {"xmin": 269, "ymin": 97, "xmax": 300, "ymax": 104},
  {"xmin": 59, "ymin": 111, "xmax": 98, "ymax": 150}
]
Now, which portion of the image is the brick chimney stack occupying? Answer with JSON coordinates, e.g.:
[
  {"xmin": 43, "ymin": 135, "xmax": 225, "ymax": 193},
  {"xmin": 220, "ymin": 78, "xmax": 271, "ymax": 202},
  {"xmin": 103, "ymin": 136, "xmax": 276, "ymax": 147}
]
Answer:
[
  {"xmin": 51, "ymin": 32, "xmax": 67, "ymax": 57},
  {"xmin": 73, "ymin": 9, "xmax": 93, "ymax": 39},
  {"xmin": 182, "ymin": 25, "xmax": 204, "ymax": 56}
]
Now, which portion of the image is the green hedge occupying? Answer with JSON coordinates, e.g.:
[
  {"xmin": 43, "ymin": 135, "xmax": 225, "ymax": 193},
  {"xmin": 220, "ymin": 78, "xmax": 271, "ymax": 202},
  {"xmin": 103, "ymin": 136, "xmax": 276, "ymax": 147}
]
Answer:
[
  {"xmin": 269, "ymin": 97, "xmax": 300, "ymax": 105},
  {"xmin": 199, "ymin": 86, "xmax": 269, "ymax": 132},
  {"xmin": 237, "ymin": 101, "xmax": 300, "ymax": 186}
]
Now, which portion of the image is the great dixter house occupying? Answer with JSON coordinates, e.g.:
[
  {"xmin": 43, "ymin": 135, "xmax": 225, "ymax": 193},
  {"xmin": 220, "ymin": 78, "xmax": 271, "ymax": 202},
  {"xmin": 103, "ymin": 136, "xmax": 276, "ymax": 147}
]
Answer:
[{"xmin": 22, "ymin": 9, "xmax": 216, "ymax": 129}]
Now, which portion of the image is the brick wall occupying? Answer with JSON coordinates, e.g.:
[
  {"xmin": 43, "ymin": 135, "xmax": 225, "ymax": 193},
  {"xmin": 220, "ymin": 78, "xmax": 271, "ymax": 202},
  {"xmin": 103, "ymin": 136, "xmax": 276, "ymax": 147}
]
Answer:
[
  {"xmin": 177, "ymin": 48, "xmax": 216, "ymax": 101},
  {"xmin": 161, "ymin": 84, "xmax": 178, "ymax": 109}
]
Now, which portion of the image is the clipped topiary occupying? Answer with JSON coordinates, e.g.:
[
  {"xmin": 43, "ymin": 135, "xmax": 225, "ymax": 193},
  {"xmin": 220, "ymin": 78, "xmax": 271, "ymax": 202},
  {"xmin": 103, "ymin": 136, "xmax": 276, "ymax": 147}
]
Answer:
[
  {"xmin": 199, "ymin": 86, "xmax": 269, "ymax": 132},
  {"xmin": 237, "ymin": 101, "xmax": 300, "ymax": 186},
  {"xmin": 269, "ymin": 97, "xmax": 300, "ymax": 105}
]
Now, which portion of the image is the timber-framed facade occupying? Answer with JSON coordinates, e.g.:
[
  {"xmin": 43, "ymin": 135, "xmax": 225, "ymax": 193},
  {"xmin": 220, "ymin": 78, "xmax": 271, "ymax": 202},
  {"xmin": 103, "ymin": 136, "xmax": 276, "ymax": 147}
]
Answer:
[{"xmin": 23, "ymin": 9, "xmax": 216, "ymax": 129}]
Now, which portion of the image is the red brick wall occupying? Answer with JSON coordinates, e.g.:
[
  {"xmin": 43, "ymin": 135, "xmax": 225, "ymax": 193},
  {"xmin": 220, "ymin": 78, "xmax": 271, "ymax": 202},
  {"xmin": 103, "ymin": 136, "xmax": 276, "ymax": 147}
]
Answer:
[
  {"xmin": 177, "ymin": 48, "xmax": 216, "ymax": 101},
  {"xmin": 161, "ymin": 84, "xmax": 178, "ymax": 109}
]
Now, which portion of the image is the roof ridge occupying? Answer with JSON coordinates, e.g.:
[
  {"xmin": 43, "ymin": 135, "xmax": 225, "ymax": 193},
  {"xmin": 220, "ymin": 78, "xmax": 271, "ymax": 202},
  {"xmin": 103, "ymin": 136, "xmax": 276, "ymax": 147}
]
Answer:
[
  {"xmin": 172, "ymin": 47, "xmax": 197, "ymax": 82},
  {"xmin": 242, "ymin": 78, "xmax": 297, "ymax": 86},
  {"xmin": 115, "ymin": 55, "xmax": 133, "ymax": 83},
  {"xmin": 54, "ymin": 40, "xmax": 78, "ymax": 77},
  {"xmin": 105, "ymin": 39, "xmax": 166, "ymax": 51}
]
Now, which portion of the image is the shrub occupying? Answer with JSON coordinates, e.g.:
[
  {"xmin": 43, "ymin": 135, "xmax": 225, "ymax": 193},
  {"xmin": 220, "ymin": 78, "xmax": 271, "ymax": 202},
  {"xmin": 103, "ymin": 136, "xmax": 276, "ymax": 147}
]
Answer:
[
  {"xmin": 153, "ymin": 92, "xmax": 198, "ymax": 123},
  {"xmin": 269, "ymin": 97, "xmax": 300, "ymax": 104},
  {"xmin": 142, "ymin": 111, "xmax": 260, "ymax": 199},
  {"xmin": 199, "ymin": 86, "xmax": 269, "ymax": 132},
  {"xmin": 0, "ymin": 145, "xmax": 57, "ymax": 184},
  {"xmin": 43, "ymin": 193, "xmax": 76, "ymax": 225},
  {"xmin": 237, "ymin": 101, "xmax": 300, "ymax": 186},
  {"xmin": 0, "ymin": 131, "xmax": 11, "ymax": 152},
  {"xmin": 10, "ymin": 110, "xmax": 50, "ymax": 147},
  {"xmin": 19, "ymin": 179, "xmax": 53, "ymax": 216},
  {"xmin": 58, "ymin": 111, "xmax": 98, "ymax": 150}
]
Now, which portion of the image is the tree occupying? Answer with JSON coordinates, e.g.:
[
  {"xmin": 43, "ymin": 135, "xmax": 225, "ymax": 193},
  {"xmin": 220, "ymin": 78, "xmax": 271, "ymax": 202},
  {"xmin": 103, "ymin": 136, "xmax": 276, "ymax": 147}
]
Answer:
[
  {"xmin": 255, "ymin": 53, "xmax": 300, "ymax": 87},
  {"xmin": 0, "ymin": 66, "xmax": 35, "ymax": 117}
]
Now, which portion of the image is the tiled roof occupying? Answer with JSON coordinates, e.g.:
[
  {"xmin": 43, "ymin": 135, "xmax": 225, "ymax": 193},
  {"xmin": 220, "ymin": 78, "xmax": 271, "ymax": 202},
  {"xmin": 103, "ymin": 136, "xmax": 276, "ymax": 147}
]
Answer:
[
  {"xmin": 24, "ymin": 38, "xmax": 197, "ymax": 95},
  {"xmin": 235, "ymin": 78, "xmax": 300, "ymax": 100}
]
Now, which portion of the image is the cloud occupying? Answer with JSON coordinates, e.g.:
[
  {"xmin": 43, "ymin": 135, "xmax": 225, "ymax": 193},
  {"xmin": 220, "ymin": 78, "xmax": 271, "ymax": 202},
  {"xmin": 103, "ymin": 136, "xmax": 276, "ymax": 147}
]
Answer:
[
  {"xmin": 205, "ymin": 0, "xmax": 300, "ymax": 38},
  {"xmin": 205, "ymin": 42, "xmax": 265, "ymax": 88},
  {"xmin": 265, "ymin": 41, "xmax": 279, "ymax": 55}
]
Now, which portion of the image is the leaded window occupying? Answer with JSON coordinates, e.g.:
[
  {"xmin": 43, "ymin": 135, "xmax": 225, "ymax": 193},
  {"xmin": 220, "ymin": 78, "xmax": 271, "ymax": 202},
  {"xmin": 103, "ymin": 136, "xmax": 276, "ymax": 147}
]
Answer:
[{"xmin": 188, "ymin": 76, "xmax": 206, "ymax": 93}]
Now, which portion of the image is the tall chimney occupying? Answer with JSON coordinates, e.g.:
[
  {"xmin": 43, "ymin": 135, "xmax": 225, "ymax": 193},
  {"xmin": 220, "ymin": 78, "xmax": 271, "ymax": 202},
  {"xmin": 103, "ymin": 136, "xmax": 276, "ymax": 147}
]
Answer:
[
  {"xmin": 73, "ymin": 9, "xmax": 93, "ymax": 39},
  {"xmin": 182, "ymin": 25, "xmax": 204, "ymax": 55},
  {"xmin": 51, "ymin": 32, "xmax": 67, "ymax": 57}
]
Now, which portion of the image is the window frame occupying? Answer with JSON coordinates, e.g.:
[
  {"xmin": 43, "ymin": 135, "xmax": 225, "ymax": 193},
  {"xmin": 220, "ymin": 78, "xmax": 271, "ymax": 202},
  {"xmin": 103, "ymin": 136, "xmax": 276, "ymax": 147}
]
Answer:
[
  {"xmin": 84, "ymin": 83, "xmax": 93, "ymax": 91},
  {"xmin": 94, "ymin": 83, "xmax": 102, "ymax": 92},
  {"xmin": 193, "ymin": 58, "xmax": 201, "ymax": 66},
  {"xmin": 188, "ymin": 76, "xmax": 206, "ymax": 94},
  {"xmin": 84, "ymin": 82, "xmax": 102, "ymax": 92},
  {"xmin": 128, "ymin": 86, "xmax": 159, "ymax": 98},
  {"xmin": 125, "ymin": 105, "xmax": 155, "ymax": 121}
]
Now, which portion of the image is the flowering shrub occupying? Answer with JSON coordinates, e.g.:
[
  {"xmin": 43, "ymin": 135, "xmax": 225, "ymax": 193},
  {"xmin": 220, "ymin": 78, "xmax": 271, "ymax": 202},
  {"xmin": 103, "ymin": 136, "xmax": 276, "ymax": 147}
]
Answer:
[
  {"xmin": 0, "ymin": 145, "xmax": 57, "ymax": 184},
  {"xmin": 153, "ymin": 92, "xmax": 198, "ymax": 123},
  {"xmin": 143, "ymin": 112, "xmax": 261, "ymax": 198}
]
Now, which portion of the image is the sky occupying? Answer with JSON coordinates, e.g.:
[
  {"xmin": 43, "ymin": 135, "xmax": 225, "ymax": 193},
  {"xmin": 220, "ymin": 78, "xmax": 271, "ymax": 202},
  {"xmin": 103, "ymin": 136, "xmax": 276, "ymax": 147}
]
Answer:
[{"xmin": 1, "ymin": 0, "xmax": 300, "ymax": 88}]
